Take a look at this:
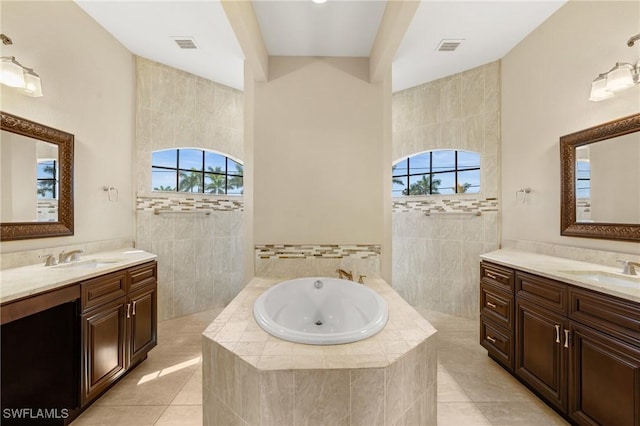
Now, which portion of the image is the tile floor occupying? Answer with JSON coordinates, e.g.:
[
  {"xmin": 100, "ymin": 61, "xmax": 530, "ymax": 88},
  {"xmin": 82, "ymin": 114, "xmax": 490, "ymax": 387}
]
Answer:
[{"xmin": 73, "ymin": 308, "xmax": 568, "ymax": 425}]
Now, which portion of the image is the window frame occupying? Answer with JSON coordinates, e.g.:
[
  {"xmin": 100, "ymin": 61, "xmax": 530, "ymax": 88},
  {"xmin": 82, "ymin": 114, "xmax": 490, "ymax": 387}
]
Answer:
[
  {"xmin": 36, "ymin": 159, "xmax": 58, "ymax": 199},
  {"xmin": 151, "ymin": 148, "xmax": 243, "ymax": 196},
  {"xmin": 393, "ymin": 149, "xmax": 481, "ymax": 196}
]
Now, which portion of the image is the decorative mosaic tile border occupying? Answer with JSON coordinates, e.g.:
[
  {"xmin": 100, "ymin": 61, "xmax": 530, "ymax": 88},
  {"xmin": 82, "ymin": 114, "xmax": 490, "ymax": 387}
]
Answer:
[
  {"xmin": 392, "ymin": 197, "xmax": 499, "ymax": 214},
  {"xmin": 136, "ymin": 196, "xmax": 243, "ymax": 212},
  {"xmin": 255, "ymin": 244, "xmax": 381, "ymax": 259}
]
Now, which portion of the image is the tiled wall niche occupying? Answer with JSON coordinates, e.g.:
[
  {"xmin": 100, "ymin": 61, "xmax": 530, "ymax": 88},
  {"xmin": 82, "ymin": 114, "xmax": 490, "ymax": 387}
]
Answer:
[
  {"xmin": 255, "ymin": 244, "xmax": 382, "ymax": 279},
  {"xmin": 134, "ymin": 57, "xmax": 245, "ymax": 321},
  {"xmin": 391, "ymin": 61, "xmax": 501, "ymax": 318}
]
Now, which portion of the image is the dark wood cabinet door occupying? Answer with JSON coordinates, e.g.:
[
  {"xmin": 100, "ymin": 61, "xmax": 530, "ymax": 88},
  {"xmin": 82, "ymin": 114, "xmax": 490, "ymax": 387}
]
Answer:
[
  {"xmin": 515, "ymin": 298, "xmax": 568, "ymax": 413},
  {"xmin": 81, "ymin": 297, "xmax": 126, "ymax": 406},
  {"xmin": 128, "ymin": 284, "xmax": 157, "ymax": 366},
  {"xmin": 569, "ymin": 321, "xmax": 640, "ymax": 426}
]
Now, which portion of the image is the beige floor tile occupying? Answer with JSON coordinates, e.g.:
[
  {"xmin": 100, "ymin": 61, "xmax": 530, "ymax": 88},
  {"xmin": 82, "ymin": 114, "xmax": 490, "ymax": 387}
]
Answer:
[
  {"xmin": 93, "ymin": 366, "xmax": 194, "ymax": 406},
  {"xmin": 438, "ymin": 364, "xmax": 472, "ymax": 403},
  {"xmin": 171, "ymin": 368, "xmax": 203, "ymax": 405},
  {"xmin": 438, "ymin": 402, "xmax": 492, "ymax": 426},
  {"xmin": 154, "ymin": 405, "xmax": 203, "ymax": 426},
  {"xmin": 73, "ymin": 305, "xmax": 570, "ymax": 426},
  {"xmin": 73, "ymin": 406, "xmax": 166, "ymax": 425},
  {"xmin": 476, "ymin": 401, "xmax": 570, "ymax": 426}
]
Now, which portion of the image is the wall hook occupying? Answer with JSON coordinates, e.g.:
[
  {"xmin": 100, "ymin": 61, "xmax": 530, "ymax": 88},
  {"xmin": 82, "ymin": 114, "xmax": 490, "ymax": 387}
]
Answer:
[
  {"xmin": 103, "ymin": 186, "xmax": 119, "ymax": 202},
  {"xmin": 516, "ymin": 187, "xmax": 531, "ymax": 203}
]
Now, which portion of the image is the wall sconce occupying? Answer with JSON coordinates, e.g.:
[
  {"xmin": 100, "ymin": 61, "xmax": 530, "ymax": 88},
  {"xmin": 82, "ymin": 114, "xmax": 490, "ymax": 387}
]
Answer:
[
  {"xmin": 0, "ymin": 34, "xmax": 43, "ymax": 97},
  {"xmin": 589, "ymin": 33, "xmax": 640, "ymax": 102}
]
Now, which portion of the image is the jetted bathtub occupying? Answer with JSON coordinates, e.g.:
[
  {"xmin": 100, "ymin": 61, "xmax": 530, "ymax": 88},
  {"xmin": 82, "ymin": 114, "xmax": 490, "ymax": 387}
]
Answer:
[{"xmin": 253, "ymin": 277, "xmax": 389, "ymax": 345}]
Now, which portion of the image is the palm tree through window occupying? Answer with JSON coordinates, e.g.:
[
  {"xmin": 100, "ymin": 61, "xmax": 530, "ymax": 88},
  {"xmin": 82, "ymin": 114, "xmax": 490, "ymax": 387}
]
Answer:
[
  {"xmin": 392, "ymin": 150, "xmax": 480, "ymax": 196},
  {"xmin": 152, "ymin": 149, "xmax": 243, "ymax": 195}
]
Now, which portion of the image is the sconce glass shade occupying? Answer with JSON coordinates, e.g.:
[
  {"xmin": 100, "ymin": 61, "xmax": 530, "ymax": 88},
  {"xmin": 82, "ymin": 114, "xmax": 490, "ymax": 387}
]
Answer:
[
  {"xmin": 606, "ymin": 63, "xmax": 635, "ymax": 93},
  {"xmin": 0, "ymin": 56, "xmax": 25, "ymax": 88},
  {"xmin": 23, "ymin": 69, "xmax": 43, "ymax": 97},
  {"xmin": 589, "ymin": 74, "xmax": 614, "ymax": 102}
]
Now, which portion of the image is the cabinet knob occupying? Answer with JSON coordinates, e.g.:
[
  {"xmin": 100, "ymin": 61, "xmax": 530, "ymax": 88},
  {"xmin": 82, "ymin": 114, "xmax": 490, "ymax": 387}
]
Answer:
[
  {"xmin": 486, "ymin": 335, "xmax": 497, "ymax": 343},
  {"xmin": 126, "ymin": 303, "xmax": 131, "ymax": 318},
  {"xmin": 486, "ymin": 302, "xmax": 497, "ymax": 309},
  {"xmin": 564, "ymin": 329, "xmax": 570, "ymax": 348},
  {"xmin": 555, "ymin": 325, "xmax": 561, "ymax": 343},
  {"xmin": 132, "ymin": 301, "xmax": 137, "ymax": 316},
  {"xmin": 486, "ymin": 272, "xmax": 498, "ymax": 280}
]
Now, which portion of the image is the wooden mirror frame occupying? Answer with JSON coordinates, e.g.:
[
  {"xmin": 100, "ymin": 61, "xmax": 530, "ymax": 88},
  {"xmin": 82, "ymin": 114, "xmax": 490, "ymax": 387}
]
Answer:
[
  {"xmin": 1, "ymin": 111, "xmax": 74, "ymax": 241},
  {"xmin": 560, "ymin": 112, "xmax": 640, "ymax": 242}
]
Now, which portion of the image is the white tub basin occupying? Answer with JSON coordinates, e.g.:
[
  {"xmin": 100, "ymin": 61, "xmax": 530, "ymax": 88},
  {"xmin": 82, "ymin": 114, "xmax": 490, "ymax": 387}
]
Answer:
[{"xmin": 253, "ymin": 277, "xmax": 389, "ymax": 345}]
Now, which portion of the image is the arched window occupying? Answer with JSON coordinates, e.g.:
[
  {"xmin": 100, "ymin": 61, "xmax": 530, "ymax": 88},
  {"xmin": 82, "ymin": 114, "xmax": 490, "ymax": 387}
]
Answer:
[
  {"xmin": 151, "ymin": 148, "xmax": 243, "ymax": 195},
  {"xmin": 393, "ymin": 150, "xmax": 480, "ymax": 196}
]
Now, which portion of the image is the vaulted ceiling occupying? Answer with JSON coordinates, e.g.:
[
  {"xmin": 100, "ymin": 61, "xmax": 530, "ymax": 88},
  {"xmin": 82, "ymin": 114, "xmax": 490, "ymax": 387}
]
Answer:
[{"xmin": 76, "ymin": 0, "xmax": 566, "ymax": 92}]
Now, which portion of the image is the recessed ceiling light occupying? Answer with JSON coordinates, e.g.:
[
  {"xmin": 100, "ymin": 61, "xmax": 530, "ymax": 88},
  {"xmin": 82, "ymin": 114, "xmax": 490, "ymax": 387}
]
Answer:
[{"xmin": 312, "ymin": 0, "xmax": 327, "ymax": 4}]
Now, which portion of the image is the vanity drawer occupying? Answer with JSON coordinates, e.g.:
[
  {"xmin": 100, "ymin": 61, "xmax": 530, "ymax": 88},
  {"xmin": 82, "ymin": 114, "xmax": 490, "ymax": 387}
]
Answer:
[
  {"xmin": 480, "ymin": 316, "xmax": 514, "ymax": 371},
  {"xmin": 481, "ymin": 262, "xmax": 515, "ymax": 293},
  {"xmin": 516, "ymin": 271, "xmax": 568, "ymax": 315},
  {"xmin": 128, "ymin": 261, "xmax": 157, "ymax": 293},
  {"xmin": 481, "ymin": 283, "xmax": 514, "ymax": 330},
  {"xmin": 81, "ymin": 271, "xmax": 127, "ymax": 312},
  {"xmin": 570, "ymin": 288, "xmax": 640, "ymax": 347}
]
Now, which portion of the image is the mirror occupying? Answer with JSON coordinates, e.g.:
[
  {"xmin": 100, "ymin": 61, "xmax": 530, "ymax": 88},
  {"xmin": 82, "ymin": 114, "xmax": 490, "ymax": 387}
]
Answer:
[
  {"xmin": 0, "ymin": 111, "xmax": 74, "ymax": 241},
  {"xmin": 560, "ymin": 113, "xmax": 640, "ymax": 242}
]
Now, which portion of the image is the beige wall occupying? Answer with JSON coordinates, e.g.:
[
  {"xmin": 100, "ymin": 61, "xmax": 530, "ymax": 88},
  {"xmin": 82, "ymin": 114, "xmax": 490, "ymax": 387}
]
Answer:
[
  {"xmin": 0, "ymin": 0, "xmax": 135, "ymax": 254},
  {"xmin": 252, "ymin": 57, "xmax": 390, "ymax": 274},
  {"xmin": 502, "ymin": 0, "xmax": 640, "ymax": 254}
]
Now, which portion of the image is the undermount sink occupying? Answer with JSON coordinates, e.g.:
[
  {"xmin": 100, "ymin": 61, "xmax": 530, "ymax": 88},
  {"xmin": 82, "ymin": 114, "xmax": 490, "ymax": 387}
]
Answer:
[
  {"xmin": 560, "ymin": 270, "xmax": 640, "ymax": 288},
  {"xmin": 54, "ymin": 258, "xmax": 125, "ymax": 270}
]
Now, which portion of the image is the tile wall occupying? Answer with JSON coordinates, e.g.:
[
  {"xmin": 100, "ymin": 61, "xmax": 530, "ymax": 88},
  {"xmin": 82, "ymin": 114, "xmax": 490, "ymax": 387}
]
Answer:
[
  {"xmin": 135, "ymin": 58, "xmax": 245, "ymax": 321},
  {"xmin": 255, "ymin": 244, "xmax": 382, "ymax": 279},
  {"xmin": 391, "ymin": 61, "xmax": 501, "ymax": 318}
]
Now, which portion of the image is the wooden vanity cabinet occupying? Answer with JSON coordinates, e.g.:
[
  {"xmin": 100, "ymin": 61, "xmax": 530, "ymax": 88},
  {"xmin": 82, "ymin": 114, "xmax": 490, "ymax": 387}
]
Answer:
[
  {"xmin": 568, "ymin": 288, "xmax": 640, "ymax": 426},
  {"xmin": 127, "ymin": 262, "xmax": 158, "ymax": 367},
  {"xmin": 80, "ymin": 261, "xmax": 157, "ymax": 406},
  {"xmin": 480, "ymin": 261, "xmax": 640, "ymax": 426},
  {"xmin": 515, "ymin": 272, "xmax": 569, "ymax": 413},
  {"xmin": 479, "ymin": 262, "xmax": 515, "ymax": 371}
]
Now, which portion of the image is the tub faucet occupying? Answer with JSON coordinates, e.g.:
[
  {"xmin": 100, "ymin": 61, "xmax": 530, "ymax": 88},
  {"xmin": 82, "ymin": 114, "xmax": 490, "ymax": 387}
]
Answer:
[
  {"xmin": 59, "ymin": 249, "xmax": 84, "ymax": 264},
  {"xmin": 357, "ymin": 275, "xmax": 366, "ymax": 285},
  {"xmin": 618, "ymin": 260, "xmax": 640, "ymax": 275},
  {"xmin": 336, "ymin": 269, "xmax": 353, "ymax": 281}
]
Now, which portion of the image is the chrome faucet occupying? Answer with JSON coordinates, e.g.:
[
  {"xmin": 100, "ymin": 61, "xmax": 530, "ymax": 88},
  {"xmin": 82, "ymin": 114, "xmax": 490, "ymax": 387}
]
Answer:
[
  {"xmin": 59, "ymin": 249, "xmax": 84, "ymax": 264},
  {"xmin": 617, "ymin": 260, "xmax": 640, "ymax": 275},
  {"xmin": 39, "ymin": 254, "xmax": 58, "ymax": 267},
  {"xmin": 336, "ymin": 268, "xmax": 353, "ymax": 281}
]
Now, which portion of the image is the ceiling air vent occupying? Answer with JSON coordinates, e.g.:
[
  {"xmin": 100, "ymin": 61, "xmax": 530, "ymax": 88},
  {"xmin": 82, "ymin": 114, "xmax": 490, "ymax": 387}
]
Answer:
[
  {"xmin": 171, "ymin": 36, "xmax": 198, "ymax": 49},
  {"xmin": 435, "ymin": 39, "xmax": 464, "ymax": 52}
]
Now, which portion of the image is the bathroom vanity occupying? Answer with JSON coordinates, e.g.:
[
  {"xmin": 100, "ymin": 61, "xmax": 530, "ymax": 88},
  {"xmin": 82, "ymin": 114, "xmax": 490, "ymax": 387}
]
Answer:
[
  {"xmin": 0, "ymin": 250, "xmax": 157, "ymax": 425},
  {"xmin": 479, "ymin": 249, "xmax": 640, "ymax": 426}
]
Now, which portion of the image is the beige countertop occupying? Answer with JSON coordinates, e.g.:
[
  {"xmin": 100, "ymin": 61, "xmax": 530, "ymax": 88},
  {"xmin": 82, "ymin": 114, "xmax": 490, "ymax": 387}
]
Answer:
[
  {"xmin": 203, "ymin": 277, "xmax": 437, "ymax": 370},
  {"xmin": 0, "ymin": 248, "xmax": 157, "ymax": 305},
  {"xmin": 481, "ymin": 248, "xmax": 640, "ymax": 304}
]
